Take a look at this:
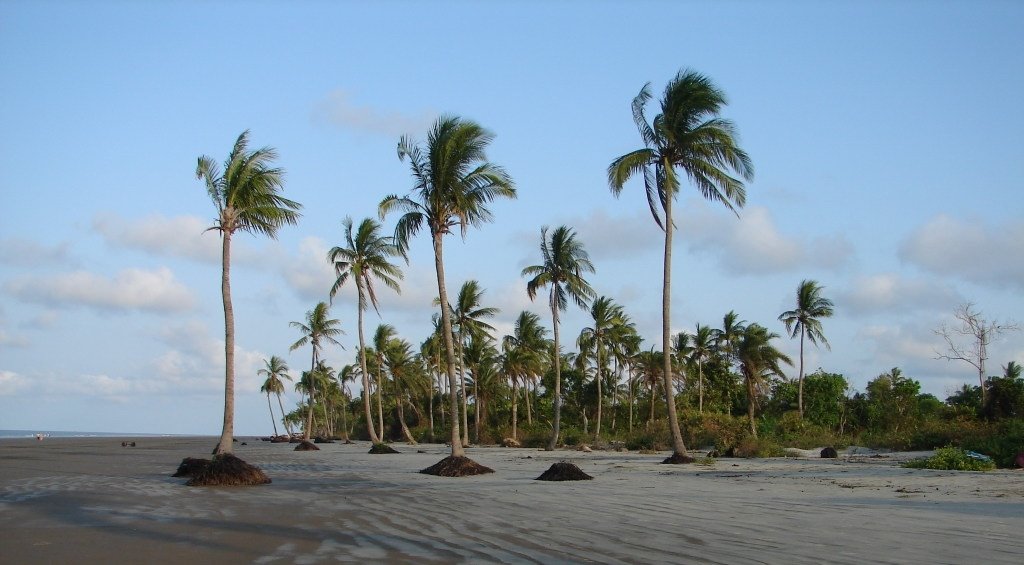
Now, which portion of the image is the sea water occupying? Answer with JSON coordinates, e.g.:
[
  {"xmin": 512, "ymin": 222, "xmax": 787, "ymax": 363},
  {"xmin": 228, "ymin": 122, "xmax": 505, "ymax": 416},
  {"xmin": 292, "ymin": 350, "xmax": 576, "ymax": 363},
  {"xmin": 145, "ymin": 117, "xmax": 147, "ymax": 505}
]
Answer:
[{"xmin": 0, "ymin": 429, "xmax": 176, "ymax": 438}]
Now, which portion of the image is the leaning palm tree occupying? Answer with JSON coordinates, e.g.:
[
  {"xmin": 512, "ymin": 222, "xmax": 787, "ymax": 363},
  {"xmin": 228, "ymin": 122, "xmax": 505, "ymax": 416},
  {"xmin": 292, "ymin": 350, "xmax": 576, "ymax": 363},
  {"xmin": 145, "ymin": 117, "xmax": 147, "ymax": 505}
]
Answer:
[
  {"xmin": 328, "ymin": 216, "xmax": 404, "ymax": 444},
  {"xmin": 522, "ymin": 225, "xmax": 596, "ymax": 450},
  {"xmin": 258, "ymin": 355, "xmax": 293, "ymax": 437},
  {"xmin": 608, "ymin": 69, "xmax": 752, "ymax": 463},
  {"xmin": 578, "ymin": 296, "xmax": 625, "ymax": 440},
  {"xmin": 736, "ymin": 324, "xmax": 793, "ymax": 436},
  {"xmin": 289, "ymin": 302, "xmax": 344, "ymax": 440},
  {"xmin": 380, "ymin": 115, "xmax": 514, "ymax": 474},
  {"xmin": 196, "ymin": 130, "xmax": 301, "ymax": 455},
  {"xmin": 778, "ymin": 279, "xmax": 835, "ymax": 418}
]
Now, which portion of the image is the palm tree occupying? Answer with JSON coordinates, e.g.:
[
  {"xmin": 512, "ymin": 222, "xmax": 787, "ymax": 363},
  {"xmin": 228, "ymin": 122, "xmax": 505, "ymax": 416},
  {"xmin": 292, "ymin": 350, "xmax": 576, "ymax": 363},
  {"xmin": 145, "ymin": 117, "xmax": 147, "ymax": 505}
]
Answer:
[
  {"xmin": 779, "ymin": 279, "xmax": 835, "ymax": 418},
  {"xmin": 380, "ymin": 115, "xmax": 515, "ymax": 464},
  {"xmin": 736, "ymin": 324, "xmax": 793, "ymax": 436},
  {"xmin": 523, "ymin": 225, "xmax": 596, "ymax": 450},
  {"xmin": 608, "ymin": 69, "xmax": 752, "ymax": 462},
  {"xmin": 196, "ymin": 130, "xmax": 301, "ymax": 455},
  {"xmin": 328, "ymin": 216, "xmax": 404, "ymax": 444},
  {"xmin": 687, "ymin": 324, "xmax": 715, "ymax": 413},
  {"xmin": 502, "ymin": 311, "xmax": 549, "ymax": 441},
  {"xmin": 450, "ymin": 280, "xmax": 498, "ymax": 445},
  {"xmin": 289, "ymin": 302, "xmax": 344, "ymax": 440},
  {"xmin": 337, "ymin": 363, "xmax": 359, "ymax": 441},
  {"xmin": 372, "ymin": 324, "xmax": 398, "ymax": 439},
  {"xmin": 382, "ymin": 336, "xmax": 420, "ymax": 444},
  {"xmin": 258, "ymin": 355, "xmax": 293, "ymax": 437},
  {"xmin": 578, "ymin": 296, "xmax": 625, "ymax": 439}
]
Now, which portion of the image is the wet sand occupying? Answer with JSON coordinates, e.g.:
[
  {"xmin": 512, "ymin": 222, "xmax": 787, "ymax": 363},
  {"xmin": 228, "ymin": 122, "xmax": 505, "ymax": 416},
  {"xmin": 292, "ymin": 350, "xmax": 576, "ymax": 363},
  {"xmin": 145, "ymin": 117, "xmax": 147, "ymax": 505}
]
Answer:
[{"xmin": 1, "ymin": 437, "xmax": 1021, "ymax": 564}]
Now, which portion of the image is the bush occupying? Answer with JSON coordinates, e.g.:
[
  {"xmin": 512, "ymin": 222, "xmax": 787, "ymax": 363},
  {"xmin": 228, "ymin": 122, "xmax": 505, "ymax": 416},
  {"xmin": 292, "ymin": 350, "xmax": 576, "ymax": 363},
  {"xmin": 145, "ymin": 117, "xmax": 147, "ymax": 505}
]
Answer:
[
  {"xmin": 733, "ymin": 435, "xmax": 784, "ymax": 458},
  {"xmin": 623, "ymin": 420, "xmax": 671, "ymax": 451},
  {"xmin": 518, "ymin": 423, "xmax": 552, "ymax": 449},
  {"xmin": 903, "ymin": 446, "xmax": 995, "ymax": 472},
  {"xmin": 681, "ymin": 412, "xmax": 745, "ymax": 451},
  {"xmin": 961, "ymin": 419, "xmax": 1024, "ymax": 468}
]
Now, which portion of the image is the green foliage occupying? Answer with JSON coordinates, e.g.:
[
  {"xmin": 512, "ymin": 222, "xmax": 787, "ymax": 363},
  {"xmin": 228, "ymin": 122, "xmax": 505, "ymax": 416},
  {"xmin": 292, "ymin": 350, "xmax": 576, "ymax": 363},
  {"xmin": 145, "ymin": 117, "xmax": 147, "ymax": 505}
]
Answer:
[
  {"xmin": 865, "ymin": 368, "xmax": 921, "ymax": 432},
  {"xmin": 623, "ymin": 420, "xmax": 671, "ymax": 451},
  {"xmin": 760, "ymin": 411, "xmax": 846, "ymax": 449},
  {"xmin": 960, "ymin": 419, "xmax": 1024, "ymax": 468},
  {"xmin": 734, "ymin": 436, "xmax": 785, "ymax": 458},
  {"xmin": 903, "ymin": 447, "xmax": 995, "ymax": 472},
  {"xmin": 982, "ymin": 374, "xmax": 1024, "ymax": 419},
  {"xmin": 680, "ymin": 412, "xmax": 745, "ymax": 451}
]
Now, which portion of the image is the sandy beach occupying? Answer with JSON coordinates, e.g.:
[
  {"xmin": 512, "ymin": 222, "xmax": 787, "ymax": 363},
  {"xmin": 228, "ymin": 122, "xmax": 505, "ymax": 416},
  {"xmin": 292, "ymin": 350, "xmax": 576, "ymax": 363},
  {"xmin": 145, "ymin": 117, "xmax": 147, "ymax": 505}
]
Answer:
[{"xmin": 1, "ymin": 437, "xmax": 1021, "ymax": 564}]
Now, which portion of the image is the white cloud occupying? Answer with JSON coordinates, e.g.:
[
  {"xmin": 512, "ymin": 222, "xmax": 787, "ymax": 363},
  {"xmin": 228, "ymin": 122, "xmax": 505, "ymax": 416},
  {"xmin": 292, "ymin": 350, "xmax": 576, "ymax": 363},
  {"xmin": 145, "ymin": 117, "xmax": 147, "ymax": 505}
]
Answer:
[
  {"xmin": 571, "ymin": 209, "xmax": 660, "ymax": 262},
  {"xmin": 20, "ymin": 310, "xmax": 59, "ymax": 330},
  {"xmin": 0, "ymin": 330, "xmax": 30, "ymax": 349},
  {"xmin": 4, "ymin": 267, "xmax": 195, "ymax": 314},
  {"xmin": 899, "ymin": 214, "xmax": 1024, "ymax": 290},
  {"xmin": 678, "ymin": 202, "xmax": 854, "ymax": 275},
  {"xmin": 92, "ymin": 213, "xmax": 222, "ymax": 264},
  {"xmin": 837, "ymin": 274, "xmax": 962, "ymax": 316},
  {"xmin": 281, "ymin": 236, "xmax": 337, "ymax": 302},
  {"xmin": 312, "ymin": 89, "xmax": 436, "ymax": 137},
  {"xmin": 0, "ymin": 237, "xmax": 71, "ymax": 267},
  {"xmin": 0, "ymin": 370, "xmax": 31, "ymax": 395}
]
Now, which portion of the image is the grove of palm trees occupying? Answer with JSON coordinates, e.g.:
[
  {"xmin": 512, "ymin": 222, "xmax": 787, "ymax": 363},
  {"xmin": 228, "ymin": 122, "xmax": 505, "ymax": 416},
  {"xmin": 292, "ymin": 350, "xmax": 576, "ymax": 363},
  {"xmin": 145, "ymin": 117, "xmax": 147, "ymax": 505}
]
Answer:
[{"xmin": 197, "ymin": 71, "xmax": 1024, "ymax": 482}]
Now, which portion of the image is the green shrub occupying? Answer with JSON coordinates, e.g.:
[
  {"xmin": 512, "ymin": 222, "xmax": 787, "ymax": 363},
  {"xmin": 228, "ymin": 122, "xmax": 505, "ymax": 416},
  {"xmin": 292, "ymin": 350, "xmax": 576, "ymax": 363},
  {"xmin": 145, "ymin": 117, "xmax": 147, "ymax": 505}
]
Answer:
[
  {"xmin": 961, "ymin": 419, "xmax": 1024, "ymax": 468},
  {"xmin": 681, "ymin": 412, "xmax": 745, "ymax": 451},
  {"xmin": 734, "ymin": 435, "xmax": 785, "ymax": 458},
  {"xmin": 623, "ymin": 420, "xmax": 670, "ymax": 451},
  {"xmin": 903, "ymin": 446, "xmax": 995, "ymax": 471}
]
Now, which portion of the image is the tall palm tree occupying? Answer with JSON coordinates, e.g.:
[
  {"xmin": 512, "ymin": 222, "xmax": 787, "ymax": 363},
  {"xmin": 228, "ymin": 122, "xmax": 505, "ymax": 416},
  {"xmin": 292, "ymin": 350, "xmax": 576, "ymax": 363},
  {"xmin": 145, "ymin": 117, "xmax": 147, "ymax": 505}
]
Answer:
[
  {"xmin": 523, "ymin": 225, "xmax": 596, "ymax": 450},
  {"xmin": 289, "ymin": 302, "xmax": 344, "ymax": 440},
  {"xmin": 450, "ymin": 280, "xmax": 498, "ymax": 445},
  {"xmin": 736, "ymin": 324, "xmax": 793, "ymax": 436},
  {"xmin": 372, "ymin": 324, "xmax": 398, "ymax": 439},
  {"xmin": 196, "ymin": 130, "xmax": 301, "ymax": 455},
  {"xmin": 578, "ymin": 296, "xmax": 625, "ymax": 439},
  {"xmin": 380, "ymin": 115, "xmax": 515, "ymax": 462},
  {"xmin": 608, "ymin": 69, "xmax": 752, "ymax": 462},
  {"xmin": 687, "ymin": 324, "xmax": 715, "ymax": 413},
  {"xmin": 328, "ymin": 216, "xmax": 404, "ymax": 444},
  {"xmin": 258, "ymin": 355, "xmax": 293, "ymax": 437},
  {"xmin": 778, "ymin": 279, "xmax": 835, "ymax": 418}
]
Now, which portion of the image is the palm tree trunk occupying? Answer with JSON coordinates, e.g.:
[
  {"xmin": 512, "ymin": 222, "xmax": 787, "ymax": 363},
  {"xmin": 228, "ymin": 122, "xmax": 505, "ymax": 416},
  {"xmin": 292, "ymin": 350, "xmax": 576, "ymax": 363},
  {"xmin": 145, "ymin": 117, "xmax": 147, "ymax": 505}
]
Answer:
[
  {"xmin": 525, "ymin": 378, "xmax": 533, "ymax": 425},
  {"xmin": 547, "ymin": 302, "xmax": 561, "ymax": 451},
  {"xmin": 375, "ymin": 369, "xmax": 384, "ymax": 440},
  {"xmin": 340, "ymin": 394, "xmax": 350, "ymax": 441},
  {"xmin": 698, "ymin": 360, "xmax": 704, "ymax": 414},
  {"xmin": 661, "ymin": 184, "xmax": 689, "ymax": 457},
  {"xmin": 304, "ymin": 357, "xmax": 318, "ymax": 441},
  {"xmin": 356, "ymin": 281, "xmax": 380, "ymax": 443},
  {"xmin": 432, "ymin": 233, "xmax": 465, "ymax": 457},
  {"xmin": 266, "ymin": 392, "xmax": 279, "ymax": 436},
  {"xmin": 746, "ymin": 374, "xmax": 758, "ymax": 438},
  {"xmin": 473, "ymin": 370, "xmax": 480, "ymax": 443},
  {"xmin": 457, "ymin": 335, "xmax": 470, "ymax": 446},
  {"xmin": 798, "ymin": 325, "xmax": 805, "ymax": 418},
  {"xmin": 215, "ymin": 229, "xmax": 235, "ymax": 455},
  {"xmin": 649, "ymin": 380, "xmax": 655, "ymax": 427},
  {"xmin": 628, "ymin": 365, "xmax": 634, "ymax": 433},
  {"xmin": 276, "ymin": 393, "xmax": 293, "ymax": 437},
  {"xmin": 511, "ymin": 377, "xmax": 519, "ymax": 440},
  {"xmin": 428, "ymin": 375, "xmax": 435, "ymax": 443},
  {"xmin": 595, "ymin": 341, "xmax": 603, "ymax": 440},
  {"xmin": 396, "ymin": 378, "xmax": 417, "ymax": 444}
]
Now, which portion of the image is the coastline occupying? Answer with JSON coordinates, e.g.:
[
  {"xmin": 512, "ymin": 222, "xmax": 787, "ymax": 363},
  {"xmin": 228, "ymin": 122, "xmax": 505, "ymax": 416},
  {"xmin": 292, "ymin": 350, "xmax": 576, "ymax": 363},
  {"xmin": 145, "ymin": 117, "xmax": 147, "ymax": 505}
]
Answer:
[{"xmin": 2, "ymin": 436, "xmax": 1021, "ymax": 564}]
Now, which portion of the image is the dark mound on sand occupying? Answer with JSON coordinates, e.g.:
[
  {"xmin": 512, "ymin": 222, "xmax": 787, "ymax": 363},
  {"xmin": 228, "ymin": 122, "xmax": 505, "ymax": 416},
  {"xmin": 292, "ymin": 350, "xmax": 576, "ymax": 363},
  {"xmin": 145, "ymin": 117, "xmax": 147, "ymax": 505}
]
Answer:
[
  {"xmin": 369, "ymin": 443, "xmax": 400, "ymax": 454},
  {"xmin": 184, "ymin": 454, "xmax": 271, "ymax": 486},
  {"xmin": 420, "ymin": 456, "xmax": 494, "ymax": 477},
  {"xmin": 536, "ymin": 462, "xmax": 593, "ymax": 481},
  {"xmin": 662, "ymin": 452, "xmax": 696, "ymax": 464},
  {"xmin": 270, "ymin": 436, "xmax": 290, "ymax": 443},
  {"xmin": 172, "ymin": 457, "xmax": 210, "ymax": 478},
  {"xmin": 294, "ymin": 440, "xmax": 320, "ymax": 451},
  {"xmin": 821, "ymin": 447, "xmax": 839, "ymax": 458},
  {"xmin": 314, "ymin": 437, "xmax": 335, "ymax": 444}
]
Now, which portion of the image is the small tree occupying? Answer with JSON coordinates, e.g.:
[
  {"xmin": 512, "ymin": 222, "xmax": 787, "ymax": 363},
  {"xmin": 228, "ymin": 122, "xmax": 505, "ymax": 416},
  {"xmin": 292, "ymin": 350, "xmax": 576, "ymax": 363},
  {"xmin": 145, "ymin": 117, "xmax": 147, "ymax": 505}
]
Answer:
[{"xmin": 934, "ymin": 302, "xmax": 1019, "ymax": 405}]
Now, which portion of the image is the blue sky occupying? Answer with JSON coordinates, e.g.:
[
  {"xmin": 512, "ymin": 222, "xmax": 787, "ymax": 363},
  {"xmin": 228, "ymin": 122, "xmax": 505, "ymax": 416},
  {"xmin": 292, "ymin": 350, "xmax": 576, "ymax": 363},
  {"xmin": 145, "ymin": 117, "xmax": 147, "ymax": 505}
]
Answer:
[{"xmin": 1, "ymin": 1, "xmax": 1021, "ymax": 435}]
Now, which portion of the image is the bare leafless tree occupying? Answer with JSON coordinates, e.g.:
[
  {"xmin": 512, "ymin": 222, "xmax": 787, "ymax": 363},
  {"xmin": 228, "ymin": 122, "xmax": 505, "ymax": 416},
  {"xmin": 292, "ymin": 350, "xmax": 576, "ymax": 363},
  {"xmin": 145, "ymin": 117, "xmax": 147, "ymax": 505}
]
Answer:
[{"xmin": 934, "ymin": 302, "xmax": 1019, "ymax": 404}]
